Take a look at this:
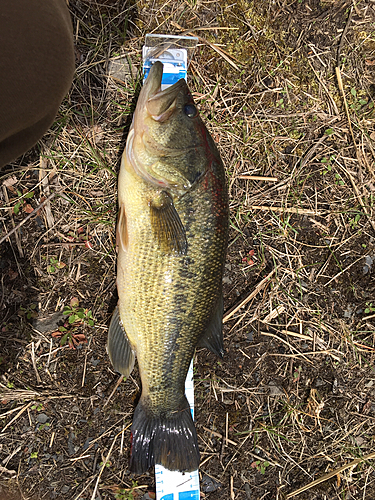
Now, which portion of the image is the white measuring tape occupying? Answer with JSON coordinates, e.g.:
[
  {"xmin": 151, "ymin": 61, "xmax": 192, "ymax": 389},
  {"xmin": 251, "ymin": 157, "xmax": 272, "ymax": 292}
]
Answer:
[{"xmin": 142, "ymin": 34, "xmax": 200, "ymax": 500}]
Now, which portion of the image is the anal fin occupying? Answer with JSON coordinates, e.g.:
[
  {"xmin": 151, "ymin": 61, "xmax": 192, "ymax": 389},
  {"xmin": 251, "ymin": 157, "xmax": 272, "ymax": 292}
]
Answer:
[
  {"xmin": 107, "ymin": 305, "xmax": 135, "ymax": 377},
  {"xmin": 197, "ymin": 293, "xmax": 224, "ymax": 357}
]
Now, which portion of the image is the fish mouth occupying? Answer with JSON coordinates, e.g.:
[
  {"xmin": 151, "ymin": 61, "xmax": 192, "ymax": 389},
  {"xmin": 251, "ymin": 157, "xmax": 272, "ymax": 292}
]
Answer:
[
  {"xmin": 142, "ymin": 61, "xmax": 187, "ymax": 121},
  {"xmin": 127, "ymin": 61, "xmax": 190, "ymax": 190}
]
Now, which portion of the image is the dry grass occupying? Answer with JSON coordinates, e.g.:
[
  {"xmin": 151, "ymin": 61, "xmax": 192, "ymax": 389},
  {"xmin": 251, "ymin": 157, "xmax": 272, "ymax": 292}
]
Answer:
[{"xmin": 1, "ymin": 0, "xmax": 375, "ymax": 499}]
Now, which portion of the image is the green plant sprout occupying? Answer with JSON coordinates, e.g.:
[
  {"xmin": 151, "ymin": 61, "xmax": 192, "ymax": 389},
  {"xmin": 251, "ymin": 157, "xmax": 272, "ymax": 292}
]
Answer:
[
  {"xmin": 13, "ymin": 190, "xmax": 34, "ymax": 215},
  {"xmin": 47, "ymin": 257, "xmax": 66, "ymax": 274},
  {"xmin": 350, "ymin": 87, "xmax": 368, "ymax": 112},
  {"xmin": 115, "ymin": 481, "xmax": 141, "ymax": 500},
  {"xmin": 51, "ymin": 298, "xmax": 93, "ymax": 348},
  {"xmin": 320, "ymin": 154, "xmax": 336, "ymax": 175},
  {"xmin": 19, "ymin": 303, "xmax": 38, "ymax": 320},
  {"xmin": 63, "ymin": 297, "xmax": 94, "ymax": 327},
  {"xmin": 251, "ymin": 460, "xmax": 270, "ymax": 474},
  {"xmin": 334, "ymin": 173, "xmax": 345, "ymax": 186},
  {"xmin": 349, "ymin": 213, "xmax": 361, "ymax": 229},
  {"xmin": 31, "ymin": 404, "xmax": 43, "ymax": 411}
]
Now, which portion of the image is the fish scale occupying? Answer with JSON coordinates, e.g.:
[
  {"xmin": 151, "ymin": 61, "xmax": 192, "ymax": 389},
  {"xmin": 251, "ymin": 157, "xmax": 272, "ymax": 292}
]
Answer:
[{"xmin": 107, "ymin": 61, "xmax": 228, "ymax": 474}]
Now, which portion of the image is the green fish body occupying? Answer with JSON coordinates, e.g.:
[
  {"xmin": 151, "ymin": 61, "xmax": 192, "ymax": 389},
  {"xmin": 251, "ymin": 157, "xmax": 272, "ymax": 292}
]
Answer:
[{"xmin": 107, "ymin": 61, "xmax": 228, "ymax": 474}]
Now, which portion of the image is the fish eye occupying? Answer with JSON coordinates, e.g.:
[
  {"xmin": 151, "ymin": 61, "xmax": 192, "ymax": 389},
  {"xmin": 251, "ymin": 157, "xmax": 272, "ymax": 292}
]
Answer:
[{"xmin": 184, "ymin": 104, "xmax": 198, "ymax": 118}]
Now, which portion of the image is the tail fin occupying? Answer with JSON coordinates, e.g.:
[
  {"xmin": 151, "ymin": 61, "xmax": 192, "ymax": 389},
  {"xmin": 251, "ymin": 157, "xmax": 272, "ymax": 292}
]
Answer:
[{"xmin": 129, "ymin": 396, "xmax": 200, "ymax": 474}]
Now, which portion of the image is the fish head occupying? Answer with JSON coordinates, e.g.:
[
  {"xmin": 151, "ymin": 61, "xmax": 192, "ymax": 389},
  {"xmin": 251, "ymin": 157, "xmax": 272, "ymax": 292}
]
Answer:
[{"xmin": 127, "ymin": 61, "xmax": 213, "ymax": 192}]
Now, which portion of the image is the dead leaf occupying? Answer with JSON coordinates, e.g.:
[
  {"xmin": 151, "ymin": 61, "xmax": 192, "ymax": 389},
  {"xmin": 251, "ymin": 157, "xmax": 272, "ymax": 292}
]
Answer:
[
  {"xmin": 362, "ymin": 400, "xmax": 372, "ymax": 414},
  {"xmin": 2, "ymin": 176, "xmax": 18, "ymax": 188},
  {"xmin": 23, "ymin": 204, "xmax": 34, "ymax": 214},
  {"xmin": 370, "ymin": 131, "xmax": 375, "ymax": 141},
  {"xmin": 8, "ymin": 269, "xmax": 18, "ymax": 280},
  {"xmin": 86, "ymin": 124, "xmax": 104, "ymax": 144},
  {"xmin": 73, "ymin": 334, "xmax": 87, "ymax": 342},
  {"xmin": 70, "ymin": 297, "xmax": 79, "ymax": 308}
]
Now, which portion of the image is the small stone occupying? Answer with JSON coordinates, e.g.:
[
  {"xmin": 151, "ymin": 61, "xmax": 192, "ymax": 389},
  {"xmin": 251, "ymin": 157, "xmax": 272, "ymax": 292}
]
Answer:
[
  {"xmin": 344, "ymin": 305, "xmax": 353, "ymax": 318},
  {"xmin": 201, "ymin": 473, "xmax": 221, "ymax": 493},
  {"xmin": 246, "ymin": 331, "xmax": 254, "ymax": 341},
  {"xmin": 33, "ymin": 312, "xmax": 65, "ymax": 333},
  {"xmin": 268, "ymin": 381, "xmax": 284, "ymax": 396},
  {"xmin": 353, "ymin": 436, "xmax": 366, "ymax": 446},
  {"xmin": 363, "ymin": 255, "xmax": 373, "ymax": 275},
  {"xmin": 36, "ymin": 413, "xmax": 48, "ymax": 424},
  {"xmin": 222, "ymin": 399, "xmax": 233, "ymax": 405},
  {"xmin": 61, "ymin": 485, "xmax": 70, "ymax": 494},
  {"xmin": 83, "ymin": 438, "xmax": 92, "ymax": 451},
  {"xmin": 68, "ymin": 432, "xmax": 75, "ymax": 456},
  {"xmin": 315, "ymin": 378, "xmax": 326, "ymax": 387},
  {"xmin": 142, "ymin": 492, "xmax": 156, "ymax": 500},
  {"xmin": 244, "ymin": 483, "xmax": 251, "ymax": 499},
  {"xmin": 363, "ymin": 265, "xmax": 370, "ymax": 275},
  {"xmin": 299, "ymin": 280, "xmax": 309, "ymax": 290}
]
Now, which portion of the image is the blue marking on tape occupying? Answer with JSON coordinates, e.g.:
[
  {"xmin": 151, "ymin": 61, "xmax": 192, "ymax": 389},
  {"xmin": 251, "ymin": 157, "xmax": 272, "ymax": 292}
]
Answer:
[
  {"xmin": 143, "ymin": 66, "xmax": 186, "ymax": 85},
  {"xmin": 179, "ymin": 491, "xmax": 200, "ymax": 499}
]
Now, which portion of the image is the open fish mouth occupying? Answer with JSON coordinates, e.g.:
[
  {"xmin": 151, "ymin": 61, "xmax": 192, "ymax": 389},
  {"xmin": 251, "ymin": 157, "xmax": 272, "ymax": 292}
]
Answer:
[
  {"xmin": 127, "ymin": 61, "xmax": 193, "ymax": 189},
  {"xmin": 140, "ymin": 61, "xmax": 188, "ymax": 121}
]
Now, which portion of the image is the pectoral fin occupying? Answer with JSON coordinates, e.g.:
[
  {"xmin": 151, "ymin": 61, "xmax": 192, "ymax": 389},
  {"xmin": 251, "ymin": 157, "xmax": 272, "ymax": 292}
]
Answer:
[
  {"xmin": 107, "ymin": 305, "xmax": 135, "ymax": 377},
  {"xmin": 116, "ymin": 204, "xmax": 128, "ymax": 253},
  {"xmin": 150, "ymin": 192, "xmax": 187, "ymax": 255},
  {"xmin": 197, "ymin": 293, "xmax": 224, "ymax": 357}
]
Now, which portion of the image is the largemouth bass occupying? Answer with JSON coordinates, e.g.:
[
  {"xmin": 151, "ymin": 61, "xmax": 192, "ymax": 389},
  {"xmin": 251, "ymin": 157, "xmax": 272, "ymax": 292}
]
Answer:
[{"xmin": 107, "ymin": 61, "xmax": 229, "ymax": 474}]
